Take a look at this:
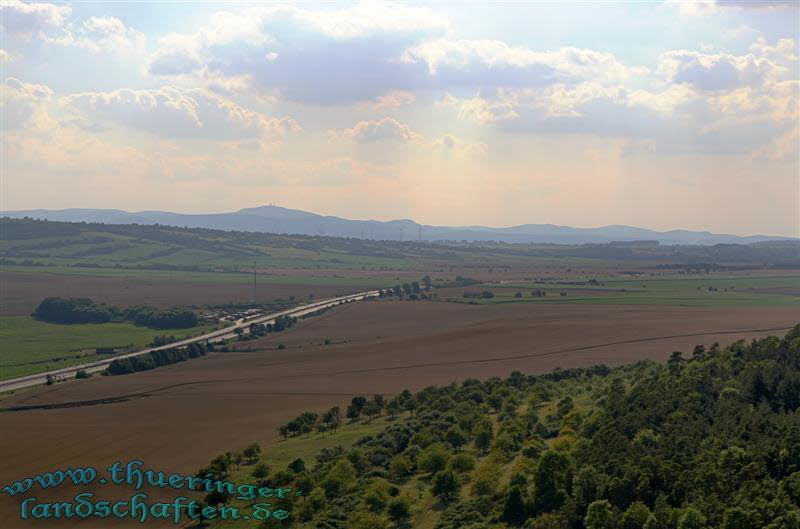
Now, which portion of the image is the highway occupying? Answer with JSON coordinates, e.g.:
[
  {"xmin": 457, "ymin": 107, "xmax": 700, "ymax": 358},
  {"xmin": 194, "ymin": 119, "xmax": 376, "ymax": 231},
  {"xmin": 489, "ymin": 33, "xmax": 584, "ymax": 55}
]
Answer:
[{"xmin": 0, "ymin": 290, "xmax": 380, "ymax": 393}]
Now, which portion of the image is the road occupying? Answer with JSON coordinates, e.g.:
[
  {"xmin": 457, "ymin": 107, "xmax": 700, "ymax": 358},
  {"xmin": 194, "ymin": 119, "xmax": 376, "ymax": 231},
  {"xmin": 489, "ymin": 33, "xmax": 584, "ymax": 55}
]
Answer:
[{"xmin": 0, "ymin": 290, "xmax": 380, "ymax": 393}]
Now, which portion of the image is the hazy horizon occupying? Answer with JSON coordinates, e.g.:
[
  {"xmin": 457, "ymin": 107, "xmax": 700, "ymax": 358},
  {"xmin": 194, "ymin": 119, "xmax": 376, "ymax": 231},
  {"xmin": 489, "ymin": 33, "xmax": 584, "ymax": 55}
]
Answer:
[
  {"xmin": 2, "ymin": 0, "xmax": 799, "ymax": 237},
  {"xmin": 6, "ymin": 202, "xmax": 799, "ymax": 239}
]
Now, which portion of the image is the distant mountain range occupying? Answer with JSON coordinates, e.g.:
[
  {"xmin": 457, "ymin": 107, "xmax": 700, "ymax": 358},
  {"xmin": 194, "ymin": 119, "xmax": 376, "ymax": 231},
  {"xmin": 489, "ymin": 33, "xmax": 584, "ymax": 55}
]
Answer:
[{"xmin": 3, "ymin": 205, "xmax": 795, "ymax": 246}]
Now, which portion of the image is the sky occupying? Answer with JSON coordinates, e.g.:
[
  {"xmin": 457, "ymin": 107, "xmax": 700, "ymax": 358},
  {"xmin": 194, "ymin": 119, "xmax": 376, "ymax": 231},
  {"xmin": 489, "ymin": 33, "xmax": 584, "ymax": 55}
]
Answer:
[{"xmin": 1, "ymin": 0, "xmax": 798, "ymax": 237}]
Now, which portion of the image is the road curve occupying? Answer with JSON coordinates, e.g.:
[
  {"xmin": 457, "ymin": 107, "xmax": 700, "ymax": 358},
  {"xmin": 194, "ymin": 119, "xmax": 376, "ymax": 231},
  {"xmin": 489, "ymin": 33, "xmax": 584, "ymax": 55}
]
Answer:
[{"xmin": 0, "ymin": 290, "xmax": 380, "ymax": 393}]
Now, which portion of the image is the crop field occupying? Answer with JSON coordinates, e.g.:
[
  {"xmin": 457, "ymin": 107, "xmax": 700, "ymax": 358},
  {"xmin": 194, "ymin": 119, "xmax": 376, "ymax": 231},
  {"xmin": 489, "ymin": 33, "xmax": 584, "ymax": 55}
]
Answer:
[
  {"xmin": 0, "ymin": 268, "xmax": 389, "ymax": 317},
  {"xmin": 0, "ymin": 299, "xmax": 796, "ymax": 527},
  {"xmin": 1, "ymin": 219, "xmax": 798, "ymax": 528},
  {"xmin": 0, "ymin": 317, "xmax": 220, "ymax": 379},
  {"xmin": 440, "ymin": 271, "xmax": 800, "ymax": 307}
]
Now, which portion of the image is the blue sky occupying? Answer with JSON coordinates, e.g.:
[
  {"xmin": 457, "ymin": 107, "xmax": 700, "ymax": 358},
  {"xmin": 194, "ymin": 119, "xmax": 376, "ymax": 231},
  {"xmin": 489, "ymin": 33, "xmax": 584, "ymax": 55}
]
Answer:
[{"xmin": 1, "ymin": 0, "xmax": 798, "ymax": 236}]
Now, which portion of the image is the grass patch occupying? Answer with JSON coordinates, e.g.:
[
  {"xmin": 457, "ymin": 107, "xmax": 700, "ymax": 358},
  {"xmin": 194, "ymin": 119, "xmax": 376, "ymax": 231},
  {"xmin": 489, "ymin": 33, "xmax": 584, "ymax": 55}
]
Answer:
[
  {"xmin": 206, "ymin": 416, "xmax": 397, "ymax": 528},
  {"xmin": 0, "ymin": 316, "xmax": 220, "ymax": 379}
]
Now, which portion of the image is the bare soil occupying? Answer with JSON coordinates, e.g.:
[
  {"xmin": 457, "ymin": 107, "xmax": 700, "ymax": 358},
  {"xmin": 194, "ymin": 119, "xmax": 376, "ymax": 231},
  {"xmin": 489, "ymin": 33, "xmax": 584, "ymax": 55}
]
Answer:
[{"xmin": 0, "ymin": 300, "xmax": 797, "ymax": 527}]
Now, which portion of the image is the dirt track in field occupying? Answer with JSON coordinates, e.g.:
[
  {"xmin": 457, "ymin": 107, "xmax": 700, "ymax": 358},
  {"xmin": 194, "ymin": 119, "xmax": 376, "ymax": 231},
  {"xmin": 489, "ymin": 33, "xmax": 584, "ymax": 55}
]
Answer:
[{"xmin": 0, "ymin": 300, "xmax": 797, "ymax": 527}]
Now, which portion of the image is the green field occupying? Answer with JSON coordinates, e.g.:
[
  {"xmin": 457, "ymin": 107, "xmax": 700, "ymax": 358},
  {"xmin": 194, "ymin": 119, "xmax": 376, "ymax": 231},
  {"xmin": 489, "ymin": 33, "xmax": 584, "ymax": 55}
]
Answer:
[
  {"xmin": 0, "ymin": 317, "xmax": 221, "ymax": 380},
  {"xmin": 469, "ymin": 273, "xmax": 800, "ymax": 307}
]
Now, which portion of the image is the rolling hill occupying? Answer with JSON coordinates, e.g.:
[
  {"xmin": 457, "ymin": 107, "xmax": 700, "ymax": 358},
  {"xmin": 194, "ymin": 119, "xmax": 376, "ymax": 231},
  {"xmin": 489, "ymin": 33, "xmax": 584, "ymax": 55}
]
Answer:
[{"xmin": 5, "ymin": 205, "xmax": 794, "ymax": 245}]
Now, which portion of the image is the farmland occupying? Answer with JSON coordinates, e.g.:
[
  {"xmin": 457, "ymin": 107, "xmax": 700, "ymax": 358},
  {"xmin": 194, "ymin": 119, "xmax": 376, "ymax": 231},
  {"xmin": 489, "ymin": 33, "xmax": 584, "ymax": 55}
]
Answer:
[
  {"xmin": 0, "ymin": 218, "xmax": 798, "ymax": 528},
  {"xmin": 440, "ymin": 271, "xmax": 800, "ymax": 307},
  {"xmin": 0, "ymin": 316, "xmax": 221, "ymax": 379},
  {"xmin": 0, "ymin": 298, "xmax": 797, "ymax": 527}
]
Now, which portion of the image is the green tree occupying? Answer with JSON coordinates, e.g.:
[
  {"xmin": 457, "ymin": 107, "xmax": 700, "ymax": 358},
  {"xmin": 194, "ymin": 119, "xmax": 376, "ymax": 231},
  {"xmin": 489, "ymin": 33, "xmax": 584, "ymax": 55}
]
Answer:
[
  {"xmin": 431, "ymin": 470, "xmax": 459, "ymax": 502},
  {"xmin": 449, "ymin": 453, "xmax": 476, "ymax": 475},
  {"xmin": 678, "ymin": 508, "xmax": 707, "ymax": 529},
  {"xmin": 243, "ymin": 442, "xmax": 260, "ymax": 463},
  {"xmin": 503, "ymin": 486, "xmax": 528, "ymax": 526},
  {"xmin": 585, "ymin": 500, "xmax": 615, "ymax": 529},
  {"xmin": 364, "ymin": 480, "xmax": 390, "ymax": 512},
  {"xmin": 251, "ymin": 463, "xmax": 269, "ymax": 480},
  {"xmin": 475, "ymin": 426, "xmax": 493, "ymax": 454},
  {"xmin": 288, "ymin": 457, "xmax": 306, "ymax": 473},
  {"xmin": 387, "ymin": 398, "xmax": 402, "ymax": 419},
  {"xmin": 321, "ymin": 459, "xmax": 357, "ymax": 498},
  {"xmin": 533, "ymin": 451, "xmax": 571, "ymax": 514},
  {"xmin": 446, "ymin": 426, "xmax": 467, "ymax": 452},
  {"xmin": 387, "ymin": 496, "xmax": 411, "ymax": 525},
  {"xmin": 363, "ymin": 400, "xmax": 381, "ymax": 422},
  {"xmin": 622, "ymin": 502, "xmax": 652, "ymax": 529},
  {"xmin": 418, "ymin": 444, "xmax": 450, "ymax": 474},
  {"xmin": 722, "ymin": 507, "xmax": 751, "ymax": 529},
  {"xmin": 471, "ymin": 460, "xmax": 500, "ymax": 496},
  {"xmin": 388, "ymin": 455, "xmax": 412, "ymax": 479}
]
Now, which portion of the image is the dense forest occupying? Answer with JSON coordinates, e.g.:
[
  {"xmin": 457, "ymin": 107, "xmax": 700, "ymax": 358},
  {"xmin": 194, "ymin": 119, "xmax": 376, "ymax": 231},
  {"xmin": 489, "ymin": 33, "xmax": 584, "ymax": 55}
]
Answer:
[
  {"xmin": 32, "ymin": 297, "xmax": 198, "ymax": 329},
  {"xmin": 195, "ymin": 327, "xmax": 800, "ymax": 529}
]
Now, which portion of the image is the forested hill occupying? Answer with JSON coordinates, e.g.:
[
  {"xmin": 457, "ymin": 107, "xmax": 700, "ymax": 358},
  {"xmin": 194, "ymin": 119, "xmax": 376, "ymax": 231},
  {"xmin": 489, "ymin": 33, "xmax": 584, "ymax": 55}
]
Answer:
[
  {"xmin": 3, "ymin": 205, "xmax": 794, "ymax": 245},
  {"xmin": 208, "ymin": 327, "xmax": 800, "ymax": 529},
  {"xmin": 2, "ymin": 217, "xmax": 799, "ymax": 272}
]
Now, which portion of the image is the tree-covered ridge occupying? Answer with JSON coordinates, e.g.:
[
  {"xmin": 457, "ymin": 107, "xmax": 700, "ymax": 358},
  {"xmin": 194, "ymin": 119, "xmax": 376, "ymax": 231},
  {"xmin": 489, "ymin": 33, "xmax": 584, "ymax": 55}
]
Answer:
[
  {"xmin": 32, "ymin": 297, "xmax": 198, "ymax": 329},
  {"xmin": 3, "ymin": 217, "xmax": 799, "ymax": 271},
  {"xmin": 205, "ymin": 326, "xmax": 800, "ymax": 529}
]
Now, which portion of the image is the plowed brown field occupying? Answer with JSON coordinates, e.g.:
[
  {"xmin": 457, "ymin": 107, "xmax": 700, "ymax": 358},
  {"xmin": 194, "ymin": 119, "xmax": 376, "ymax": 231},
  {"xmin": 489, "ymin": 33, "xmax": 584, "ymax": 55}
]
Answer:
[{"xmin": 1, "ymin": 300, "xmax": 797, "ymax": 527}]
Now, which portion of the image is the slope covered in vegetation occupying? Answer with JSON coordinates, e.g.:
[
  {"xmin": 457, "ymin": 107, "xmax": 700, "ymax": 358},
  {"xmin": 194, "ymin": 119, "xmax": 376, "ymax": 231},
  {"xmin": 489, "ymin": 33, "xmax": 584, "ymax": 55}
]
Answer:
[{"xmin": 199, "ymin": 327, "xmax": 800, "ymax": 529}]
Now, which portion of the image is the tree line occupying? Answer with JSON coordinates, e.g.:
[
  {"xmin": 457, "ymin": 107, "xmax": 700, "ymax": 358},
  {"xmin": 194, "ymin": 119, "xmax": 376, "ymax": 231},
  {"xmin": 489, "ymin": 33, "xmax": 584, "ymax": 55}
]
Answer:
[
  {"xmin": 106, "ymin": 342, "xmax": 209, "ymax": 375},
  {"xmin": 32, "ymin": 297, "xmax": 198, "ymax": 329}
]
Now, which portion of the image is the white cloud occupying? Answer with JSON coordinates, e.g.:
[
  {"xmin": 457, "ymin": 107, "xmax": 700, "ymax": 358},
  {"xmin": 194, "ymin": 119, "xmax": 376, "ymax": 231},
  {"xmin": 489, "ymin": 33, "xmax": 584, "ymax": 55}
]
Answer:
[
  {"xmin": 147, "ymin": 2, "xmax": 647, "ymax": 105},
  {"xmin": 62, "ymin": 86, "xmax": 300, "ymax": 141},
  {"xmin": 361, "ymin": 91, "xmax": 416, "ymax": 111},
  {"xmin": 404, "ymin": 40, "xmax": 645, "ymax": 83},
  {"xmin": 335, "ymin": 117, "xmax": 422, "ymax": 143},
  {"xmin": 147, "ymin": 2, "xmax": 448, "ymax": 104},
  {"xmin": 664, "ymin": 0, "xmax": 719, "ymax": 16},
  {"xmin": 1, "ymin": 77, "xmax": 53, "ymax": 130},
  {"xmin": 749, "ymin": 37, "xmax": 798, "ymax": 63},
  {"xmin": 0, "ymin": 49, "xmax": 17, "ymax": 62},
  {"xmin": 443, "ymin": 62, "xmax": 797, "ymax": 159},
  {"xmin": 331, "ymin": 117, "xmax": 486, "ymax": 158},
  {"xmin": 658, "ymin": 49, "xmax": 789, "ymax": 91},
  {"xmin": 665, "ymin": 0, "xmax": 798, "ymax": 16},
  {"xmin": 66, "ymin": 16, "xmax": 146, "ymax": 54},
  {"xmin": 1, "ymin": 2, "xmax": 144, "ymax": 55},
  {"xmin": 440, "ymin": 91, "xmax": 518, "ymax": 124},
  {"xmin": 0, "ymin": 0, "xmax": 70, "ymax": 38},
  {"xmin": 431, "ymin": 39, "xmax": 798, "ymax": 160}
]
